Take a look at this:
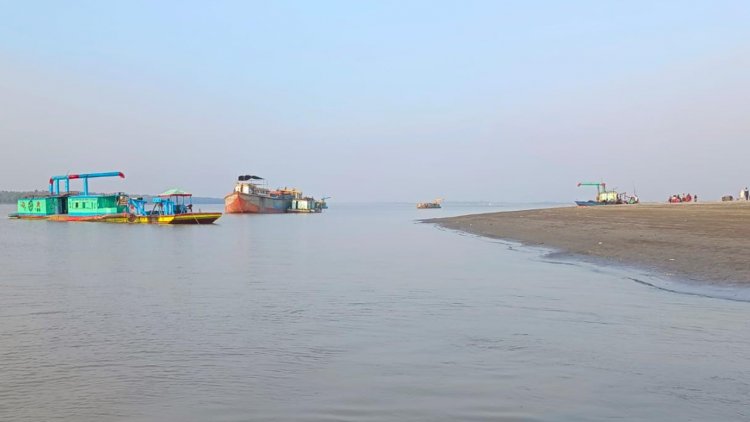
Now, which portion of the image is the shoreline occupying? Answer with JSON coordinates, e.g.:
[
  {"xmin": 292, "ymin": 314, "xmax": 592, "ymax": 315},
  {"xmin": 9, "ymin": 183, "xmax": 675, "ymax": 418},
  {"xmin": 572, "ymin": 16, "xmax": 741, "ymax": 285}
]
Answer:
[{"xmin": 425, "ymin": 202, "xmax": 750, "ymax": 286}]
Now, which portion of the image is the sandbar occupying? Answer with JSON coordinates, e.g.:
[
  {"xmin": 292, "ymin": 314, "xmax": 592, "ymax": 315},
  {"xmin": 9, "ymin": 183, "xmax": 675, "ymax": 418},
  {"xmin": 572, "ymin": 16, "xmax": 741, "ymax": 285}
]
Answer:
[{"xmin": 425, "ymin": 202, "xmax": 750, "ymax": 285}]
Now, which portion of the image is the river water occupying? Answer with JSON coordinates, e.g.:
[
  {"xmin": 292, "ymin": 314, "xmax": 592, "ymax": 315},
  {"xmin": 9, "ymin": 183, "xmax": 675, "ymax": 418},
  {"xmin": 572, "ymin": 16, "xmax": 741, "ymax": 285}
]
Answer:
[{"xmin": 1, "ymin": 203, "xmax": 748, "ymax": 421}]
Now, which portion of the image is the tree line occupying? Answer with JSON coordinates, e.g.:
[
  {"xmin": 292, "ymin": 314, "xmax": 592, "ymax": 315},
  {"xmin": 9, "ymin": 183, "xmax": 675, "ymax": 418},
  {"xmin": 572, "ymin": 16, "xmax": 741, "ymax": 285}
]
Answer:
[{"xmin": 0, "ymin": 191, "xmax": 49, "ymax": 204}]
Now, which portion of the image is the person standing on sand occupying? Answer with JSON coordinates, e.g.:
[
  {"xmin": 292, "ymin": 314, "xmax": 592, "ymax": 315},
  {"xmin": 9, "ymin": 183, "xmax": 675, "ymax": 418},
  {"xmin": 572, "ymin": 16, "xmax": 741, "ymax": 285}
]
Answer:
[{"xmin": 695, "ymin": 194, "xmax": 698, "ymax": 203}]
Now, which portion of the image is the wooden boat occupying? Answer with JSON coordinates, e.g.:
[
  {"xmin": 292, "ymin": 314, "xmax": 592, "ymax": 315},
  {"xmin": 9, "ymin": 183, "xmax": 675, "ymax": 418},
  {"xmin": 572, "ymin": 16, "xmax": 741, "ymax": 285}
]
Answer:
[
  {"xmin": 42, "ymin": 212, "xmax": 220, "ymax": 224},
  {"xmin": 125, "ymin": 189, "xmax": 221, "ymax": 224}
]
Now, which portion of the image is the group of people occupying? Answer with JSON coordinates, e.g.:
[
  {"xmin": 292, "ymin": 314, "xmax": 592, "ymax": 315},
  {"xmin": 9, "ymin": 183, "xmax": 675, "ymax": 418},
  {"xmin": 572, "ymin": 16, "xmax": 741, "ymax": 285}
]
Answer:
[
  {"xmin": 670, "ymin": 187, "xmax": 750, "ymax": 202},
  {"xmin": 668, "ymin": 193, "xmax": 697, "ymax": 203}
]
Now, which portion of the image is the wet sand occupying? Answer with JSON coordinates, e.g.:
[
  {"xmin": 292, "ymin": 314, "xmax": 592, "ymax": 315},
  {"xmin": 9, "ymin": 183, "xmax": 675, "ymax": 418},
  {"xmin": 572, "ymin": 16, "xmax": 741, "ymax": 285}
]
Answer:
[{"xmin": 426, "ymin": 202, "xmax": 750, "ymax": 285}]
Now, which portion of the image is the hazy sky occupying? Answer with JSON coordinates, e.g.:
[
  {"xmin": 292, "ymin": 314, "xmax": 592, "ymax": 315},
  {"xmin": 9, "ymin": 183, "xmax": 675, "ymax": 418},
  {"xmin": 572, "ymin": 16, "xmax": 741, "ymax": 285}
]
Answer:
[{"xmin": 1, "ymin": 1, "xmax": 749, "ymax": 202}]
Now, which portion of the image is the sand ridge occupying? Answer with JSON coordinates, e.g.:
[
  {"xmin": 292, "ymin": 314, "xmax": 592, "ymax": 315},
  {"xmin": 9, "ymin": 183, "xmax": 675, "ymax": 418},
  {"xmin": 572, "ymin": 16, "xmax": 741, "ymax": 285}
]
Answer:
[{"xmin": 426, "ymin": 202, "xmax": 750, "ymax": 285}]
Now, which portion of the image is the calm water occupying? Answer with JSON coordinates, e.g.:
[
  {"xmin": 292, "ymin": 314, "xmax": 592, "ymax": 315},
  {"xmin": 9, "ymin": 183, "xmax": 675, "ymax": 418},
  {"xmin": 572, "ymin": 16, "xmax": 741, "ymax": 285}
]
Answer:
[{"xmin": 1, "ymin": 203, "xmax": 749, "ymax": 422}]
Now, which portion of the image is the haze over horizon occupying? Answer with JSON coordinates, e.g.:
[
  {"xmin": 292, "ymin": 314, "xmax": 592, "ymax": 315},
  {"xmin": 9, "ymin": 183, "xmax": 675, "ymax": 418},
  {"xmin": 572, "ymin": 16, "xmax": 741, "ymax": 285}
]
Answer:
[{"xmin": 1, "ymin": 1, "xmax": 749, "ymax": 202}]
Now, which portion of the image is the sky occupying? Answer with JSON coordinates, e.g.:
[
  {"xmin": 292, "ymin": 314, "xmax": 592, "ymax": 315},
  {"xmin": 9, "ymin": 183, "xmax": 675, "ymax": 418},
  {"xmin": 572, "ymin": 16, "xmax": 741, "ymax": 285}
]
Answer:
[{"xmin": 1, "ymin": 1, "xmax": 749, "ymax": 202}]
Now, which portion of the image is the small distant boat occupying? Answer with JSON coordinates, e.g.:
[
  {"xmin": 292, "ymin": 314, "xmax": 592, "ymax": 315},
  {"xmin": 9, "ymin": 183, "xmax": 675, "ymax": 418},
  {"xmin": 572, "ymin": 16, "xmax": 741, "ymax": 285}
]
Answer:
[
  {"xmin": 575, "ymin": 182, "xmax": 638, "ymax": 207},
  {"xmin": 9, "ymin": 172, "xmax": 221, "ymax": 224},
  {"xmin": 224, "ymin": 174, "xmax": 325, "ymax": 214},
  {"xmin": 417, "ymin": 198, "xmax": 442, "ymax": 209}
]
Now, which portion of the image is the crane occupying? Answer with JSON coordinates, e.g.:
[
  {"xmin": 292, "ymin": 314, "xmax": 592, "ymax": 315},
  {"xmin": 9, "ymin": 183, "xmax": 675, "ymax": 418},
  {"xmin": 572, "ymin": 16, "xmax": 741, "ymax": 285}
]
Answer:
[
  {"xmin": 577, "ymin": 182, "xmax": 606, "ymax": 194},
  {"xmin": 49, "ymin": 171, "xmax": 125, "ymax": 195},
  {"xmin": 577, "ymin": 181, "xmax": 612, "ymax": 203}
]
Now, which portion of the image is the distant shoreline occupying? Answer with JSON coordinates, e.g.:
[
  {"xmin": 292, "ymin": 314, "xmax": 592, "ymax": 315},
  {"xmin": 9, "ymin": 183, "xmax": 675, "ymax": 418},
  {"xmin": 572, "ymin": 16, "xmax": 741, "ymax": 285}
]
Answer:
[{"xmin": 425, "ymin": 202, "xmax": 750, "ymax": 286}]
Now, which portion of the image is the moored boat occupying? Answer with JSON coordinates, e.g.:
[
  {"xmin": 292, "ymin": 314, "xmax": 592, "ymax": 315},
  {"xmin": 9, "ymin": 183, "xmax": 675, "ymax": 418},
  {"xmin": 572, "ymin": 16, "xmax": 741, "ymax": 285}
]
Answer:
[
  {"xmin": 125, "ymin": 189, "xmax": 221, "ymax": 224},
  {"xmin": 224, "ymin": 174, "xmax": 325, "ymax": 214},
  {"xmin": 287, "ymin": 197, "xmax": 324, "ymax": 213},
  {"xmin": 9, "ymin": 172, "xmax": 221, "ymax": 224},
  {"xmin": 575, "ymin": 182, "xmax": 639, "ymax": 206},
  {"xmin": 417, "ymin": 198, "xmax": 442, "ymax": 209},
  {"xmin": 574, "ymin": 200, "xmax": 608, "ymax": 206}
]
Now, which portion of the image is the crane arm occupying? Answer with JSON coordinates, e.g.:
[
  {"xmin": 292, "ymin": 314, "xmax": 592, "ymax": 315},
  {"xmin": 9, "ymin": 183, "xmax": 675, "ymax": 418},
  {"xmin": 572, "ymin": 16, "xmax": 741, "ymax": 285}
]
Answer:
[
  {"xmin": 49, "ymin": 171, "xmax": 125, "ymax": 195},
  {"xmin": 577, "ymin": 182, "xmax": 606, "ymax": 193}
]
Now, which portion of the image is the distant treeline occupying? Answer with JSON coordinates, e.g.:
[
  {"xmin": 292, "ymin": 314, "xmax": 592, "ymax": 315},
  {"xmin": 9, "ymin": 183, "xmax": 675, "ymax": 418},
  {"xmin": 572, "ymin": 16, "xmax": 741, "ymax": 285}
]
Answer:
[
  {"xmin": 190, "ymin": 197, "xmax": 224, "ymax": 204},
  {"xmin": 0, "ymin": 191, "xmax": 48, "ymax": 204},
  {"xmin": 0, "ymin": 191, "xmax": 223, "ymax": 204}
]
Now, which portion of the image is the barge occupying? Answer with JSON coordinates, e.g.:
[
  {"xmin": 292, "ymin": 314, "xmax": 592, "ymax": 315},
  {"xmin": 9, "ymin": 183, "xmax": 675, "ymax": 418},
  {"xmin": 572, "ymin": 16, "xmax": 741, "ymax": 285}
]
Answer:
[
  {"xmin": 9, "ymin": 171, "xmax": 221, "ymax": 224},
  {"xmin": 224, "ymin": 174, "xmax": 325, "ymax": 214},
  {"xmin": 417, "ymin": 198, "xmax": 442, "ymax": 209}
]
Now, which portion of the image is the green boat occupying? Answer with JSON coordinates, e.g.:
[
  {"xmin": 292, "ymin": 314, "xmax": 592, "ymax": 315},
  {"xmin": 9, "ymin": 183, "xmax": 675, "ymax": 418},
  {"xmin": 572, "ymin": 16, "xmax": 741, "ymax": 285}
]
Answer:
[{"xmin": 9, "ymin": 171, "xmax": 221, "ymax": 224}]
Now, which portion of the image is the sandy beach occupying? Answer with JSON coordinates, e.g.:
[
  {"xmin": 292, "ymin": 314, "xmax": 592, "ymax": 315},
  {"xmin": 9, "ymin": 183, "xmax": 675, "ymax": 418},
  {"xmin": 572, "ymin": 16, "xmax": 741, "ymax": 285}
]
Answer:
[{"xmin": 426, "ymin": 202, "xmax": 750, "ymax": 285}]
